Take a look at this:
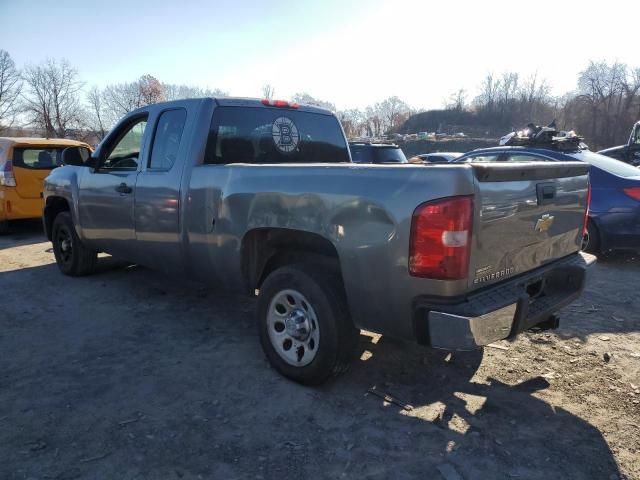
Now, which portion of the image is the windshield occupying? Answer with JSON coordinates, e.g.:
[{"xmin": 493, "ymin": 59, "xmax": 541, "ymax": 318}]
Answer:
[
  {"xmin": 374, "ymin": 147, "xmax": 407, "ymax": 163},
  {"xmin": 569, "ymin": 150, "xmax": 640, "ymax": 178}
]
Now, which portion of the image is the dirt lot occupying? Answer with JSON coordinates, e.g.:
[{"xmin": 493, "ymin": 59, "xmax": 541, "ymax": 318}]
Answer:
[{"xmin": 1, "ymin": 220, "xmax": 639, "ymax": 480}]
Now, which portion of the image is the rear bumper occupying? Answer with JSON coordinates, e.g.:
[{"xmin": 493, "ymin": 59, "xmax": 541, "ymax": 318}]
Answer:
[
  {"xmin": 592, "ymin": 212, "xmax": 640, "ymax": 252},
  {"xmin": 413, "ymin": 252, "xmax": 596, "ymax": 350}
]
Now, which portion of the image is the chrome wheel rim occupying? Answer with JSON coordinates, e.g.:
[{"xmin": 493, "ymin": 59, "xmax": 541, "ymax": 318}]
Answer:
[{"xmin": 267, "ymin": 289, "xmax": 320, "ymax": 367}]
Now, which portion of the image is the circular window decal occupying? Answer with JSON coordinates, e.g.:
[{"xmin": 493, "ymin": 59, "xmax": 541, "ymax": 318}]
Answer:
[{"xmin": 272, "ymin": 117, "xmax": 299, "ymax": 154}]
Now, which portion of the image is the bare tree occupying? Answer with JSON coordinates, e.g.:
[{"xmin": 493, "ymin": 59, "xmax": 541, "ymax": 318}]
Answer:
[
  {"xmin": 163, "ymin": 84, "xmax": 226, "ymax": 100},
  {"xmin": 378, "ymin": 96, "xmax": 411, "ymax": 132},
  {"xmin": 337, "ymin": 109, "xmax": 365, "ymax": 138},
  {"xmin": 86, "ymin": 85, "xmax": 107, "ymax": 140},
  {"xmin": 0, "ymin": 50, "xmax": 22, "ymax": 132},
  {"xmin": 22, "ymin": 58, "xmax": 84, "ymax": 137},
  {"xmin": 262, "ymin": 84, "xmax": 275, "ymax": 100},
  {"xmin": 445, "ymin": 89, "xmax": 467, "ymax": 111},
  {"xmin": 138, "ymin": 74, "xmax": 164, "ymax": 105},
  {"xmin": 102, "ymin": 74, "xmax": 165, "ymax": 125},
  {"xmin": 291, "ymin": 92, "xmax": 336, "ymax": 112}
]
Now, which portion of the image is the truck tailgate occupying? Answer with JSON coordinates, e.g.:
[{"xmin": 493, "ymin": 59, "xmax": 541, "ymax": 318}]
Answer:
[{"xmin": 469, "ymin": 162, "xmax": 590, "ymax": 290}]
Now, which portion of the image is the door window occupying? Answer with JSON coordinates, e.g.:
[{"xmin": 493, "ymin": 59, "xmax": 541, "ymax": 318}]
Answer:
[
  {"xmin": 460, "ymin": 154, "xmax": 503, "ymax": 163},
  {"xmin": 148, "ymin": 109, "xmax": 187, "ymax": 170},
  {"xmin": 102, "ymin": 117, "xmax": 148, "ymax": 171},
  {"xmin": 503, "ymin": 154, "xmax": 553, "ymax": 162}
]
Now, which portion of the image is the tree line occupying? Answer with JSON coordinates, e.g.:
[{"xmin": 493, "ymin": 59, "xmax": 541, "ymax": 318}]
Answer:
[
  {"xmin": 1, "ymin": 48, "xmax": 638, "ymax": 150},
  {"xmin": 0, "ymin": 51, "xmax": 227, "ymax": 142},
  {"xmin": 433, "ymin": 62, "xmax": 640, "ymax": 150}
]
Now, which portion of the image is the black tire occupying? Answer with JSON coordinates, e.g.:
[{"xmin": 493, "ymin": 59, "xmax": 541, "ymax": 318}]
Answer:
[
  {"xmin": 52, "ymin": 212, "xmax": 97, "ymax": 276},
  {"xmin": 582, "ymin": 220, "xmax": 600, "ymax": 254},
  {"xmin": 0, "ymin": 220, "xmax": 9, "ymax": 235},
  {"xmin": 257, "ymin": 264, "xmax": 360, "ymax": 385}
]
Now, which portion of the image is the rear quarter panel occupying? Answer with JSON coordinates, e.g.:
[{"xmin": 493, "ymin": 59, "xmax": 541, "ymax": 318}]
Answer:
[{"xmin": 185, "ymin": 163, "xmax": 478, "ymax": 339}]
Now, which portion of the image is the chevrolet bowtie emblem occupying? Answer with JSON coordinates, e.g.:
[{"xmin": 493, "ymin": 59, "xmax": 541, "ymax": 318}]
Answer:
[{"xmin": 535, "ymin": 214, "xmax": 555, "ymax": 232}]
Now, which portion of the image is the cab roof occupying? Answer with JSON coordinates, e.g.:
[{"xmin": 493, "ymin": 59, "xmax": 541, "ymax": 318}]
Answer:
[{"xmin": 0, "ymin": 137, "xmax": 90, "ymax": 148}]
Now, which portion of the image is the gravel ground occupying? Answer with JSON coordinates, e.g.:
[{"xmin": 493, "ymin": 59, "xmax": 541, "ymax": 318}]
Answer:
[{"xmin": 1, "ymin": 220, "xmax": 639, "ymax": 480}]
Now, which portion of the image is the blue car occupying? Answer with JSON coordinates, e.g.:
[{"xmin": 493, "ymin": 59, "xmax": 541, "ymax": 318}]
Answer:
[{"xmin": 454, "ymin": 145, "xmax": 640, "ymax": 254}]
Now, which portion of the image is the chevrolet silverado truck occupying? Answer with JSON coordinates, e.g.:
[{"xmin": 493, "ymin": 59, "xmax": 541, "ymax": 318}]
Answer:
[
  {"xmin": 598, "ymin": 121, "xmax": 640, "ymax": 166},
  {"xmin": 43, "ymin": 98, "xmax": 594, "ymax": 385}
]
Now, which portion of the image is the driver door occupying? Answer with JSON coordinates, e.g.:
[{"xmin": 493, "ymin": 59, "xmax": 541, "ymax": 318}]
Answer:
[{"xmin": 78, "ymin": 115, "xmax": 148, "ymax": 258}]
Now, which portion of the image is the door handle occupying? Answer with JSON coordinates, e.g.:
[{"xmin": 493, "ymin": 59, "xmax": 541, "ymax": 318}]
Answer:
[{"xmin": 115, "ymin": 182, "xmax": 133, "ymax": 194}]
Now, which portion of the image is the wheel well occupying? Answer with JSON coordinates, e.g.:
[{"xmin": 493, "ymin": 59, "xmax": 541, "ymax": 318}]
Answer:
[
  {"xmin": 241, "ymin": 228, "xmax": 341, "ymax": 293},
  {"xmin": 44, "ymin": 197, "xmax": 70, "ymax": 240}
]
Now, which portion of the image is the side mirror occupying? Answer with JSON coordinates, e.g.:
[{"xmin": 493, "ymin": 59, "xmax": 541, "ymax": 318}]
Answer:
[{"xmin": 61, "ymin": 147, "xmax": 92, "ymax": 167}]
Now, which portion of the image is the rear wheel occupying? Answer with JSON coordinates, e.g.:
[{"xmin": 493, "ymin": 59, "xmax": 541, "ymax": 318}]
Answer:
[
  {"xmin": 52, "ymin": 212, "xmax": 97, "ymax": 276},
  {"xmin": 582, "ymin": 220, "xmax": 600, "ymax": 254},
  {"xmin": 257, "ymin": 264, "xmax": 359, "ymax": 385}
]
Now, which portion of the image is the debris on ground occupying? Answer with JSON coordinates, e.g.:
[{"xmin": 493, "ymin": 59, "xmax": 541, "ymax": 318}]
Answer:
[
  {"xmin": 486, "ymin": 343, "xmax": 509, "ymax": 351},
  {"xmin": 79, "ymin": 452, "xmax": 111, "ymax": 463},
  {"xmin": 366, "ymin": 386, "xmax": 414, "ymax": 411}
]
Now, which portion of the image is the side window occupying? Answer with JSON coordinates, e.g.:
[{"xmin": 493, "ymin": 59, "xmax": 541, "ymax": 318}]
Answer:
[
  {"xmin": 102, "ymin": 117, "xmax": 148, "ymax": 171},
  {"xmin": 149, "ymin": 109, "xmax": 187, "ymax": 170},
  {"xmin": 462, "ymin": 154, "xmax": 502, "ymax": 163},
  {"xmin": 12, "ymin": 148, "xmax": 64, "ymax": 169},
  {"xmin": 504, "ymin": 154, "xmax": 553, "ymax": 162},
  {"xmin": 633, "ymin": 126, "xmax": 640, "ymax": 145}
]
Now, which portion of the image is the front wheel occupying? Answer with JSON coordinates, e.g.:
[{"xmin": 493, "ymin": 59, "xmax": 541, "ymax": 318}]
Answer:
[
  {"xmin": 52, "ymin": 212, "xmax": 97, "ymax": 276},
  {"xmin": 257, "ymin": 264, "xmax": 359, "ymax": 385}
]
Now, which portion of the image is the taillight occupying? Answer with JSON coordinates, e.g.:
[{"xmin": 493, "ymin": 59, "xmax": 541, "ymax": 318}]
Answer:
[
  {"xmin": 409, "ymin": 195, "xmax": 473, "ymax": 280},
  {"xmin": 623, "ymin": 187, "xmax": 640, "ymax": 201},
  {"xmin": 0, "ymin": 161, "xmax": 16, "ymax": 187},
  {"xmin": 261, "ymin": 99, "xmax": 299, "ymax": 109},
  {"xmin": 582, "ymin": 182, "xmax": 591, "ymax": 236}
]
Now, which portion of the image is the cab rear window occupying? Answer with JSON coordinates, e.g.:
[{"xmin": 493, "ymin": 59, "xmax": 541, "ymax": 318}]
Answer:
[
  {"xmin": 204, "ymin": 107, "xmax": 350, "ymax": 164},
  {"xmin": 12, "ymin": 148, "xmax": 65, "ymax": 169}
]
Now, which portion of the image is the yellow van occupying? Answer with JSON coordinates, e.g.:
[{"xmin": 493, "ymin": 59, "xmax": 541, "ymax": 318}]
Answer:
[{"xmin": 0, "ymin": 137, "xmax": 91, "ymax": 233}]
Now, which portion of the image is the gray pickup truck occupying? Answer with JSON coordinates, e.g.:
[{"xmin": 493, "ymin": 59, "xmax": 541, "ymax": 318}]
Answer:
[{"xmin": 44, "ymin": 97, "xmax": 594, "ymax": 384}]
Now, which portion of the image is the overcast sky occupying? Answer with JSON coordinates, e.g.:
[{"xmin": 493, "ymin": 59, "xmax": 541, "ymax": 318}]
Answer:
[{"xmin": 0, "ymin": 0, "xmax": 636, "ymax": 111}]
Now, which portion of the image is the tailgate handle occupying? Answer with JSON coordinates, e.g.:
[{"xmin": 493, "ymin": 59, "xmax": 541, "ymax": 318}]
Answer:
[{"xmin": 536, "ymin": 183, "xmax": 556, "ymax": 205}]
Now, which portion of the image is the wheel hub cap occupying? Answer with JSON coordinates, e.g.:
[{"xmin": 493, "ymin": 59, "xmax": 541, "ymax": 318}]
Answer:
[{"xmin": 285, "ymin": 309, "xmax": 310, "ymax": 341}]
